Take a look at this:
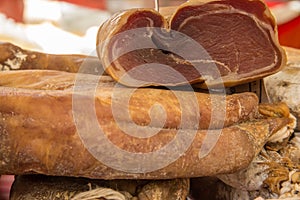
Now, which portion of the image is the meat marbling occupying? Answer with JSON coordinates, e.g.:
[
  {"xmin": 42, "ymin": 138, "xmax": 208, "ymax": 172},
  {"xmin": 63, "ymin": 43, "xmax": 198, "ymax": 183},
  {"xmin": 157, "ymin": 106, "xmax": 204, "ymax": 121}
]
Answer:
[{"xmin": 97, "ymin": 0, "xmax": 286, "ymax": 88}]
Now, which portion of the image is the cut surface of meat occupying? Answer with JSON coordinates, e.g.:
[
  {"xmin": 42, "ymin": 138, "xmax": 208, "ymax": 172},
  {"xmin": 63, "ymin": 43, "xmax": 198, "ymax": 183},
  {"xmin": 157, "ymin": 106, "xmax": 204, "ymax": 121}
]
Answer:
[{"xmin": 97, "ymin": 0, "xmax": 286, "ymax": 88}]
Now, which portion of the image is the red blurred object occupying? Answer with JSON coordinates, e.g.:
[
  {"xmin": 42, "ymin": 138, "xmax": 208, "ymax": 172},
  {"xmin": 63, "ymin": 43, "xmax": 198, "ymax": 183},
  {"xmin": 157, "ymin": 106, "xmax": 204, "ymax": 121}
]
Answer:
[
  {"xmin": 0, "ymin": 0, "xmax": 106, "ymax": 23},
  {"xmin": 58, "ymin": 0, "xmax": 106, "ymax": 10},
  {"xmin": 0, "ymin": 175, "xmax": 14, "ymax": 200},
  {"xmin": 267, "ymin": 1, "xmax": 300, "ymax": 48},
  {"xmin": 0, "ymin": 0, "xmax": 24, "ymax": 22},
  {"xmin": 277, "ymin": 13, "xmax": 300, "ymax": 48}
]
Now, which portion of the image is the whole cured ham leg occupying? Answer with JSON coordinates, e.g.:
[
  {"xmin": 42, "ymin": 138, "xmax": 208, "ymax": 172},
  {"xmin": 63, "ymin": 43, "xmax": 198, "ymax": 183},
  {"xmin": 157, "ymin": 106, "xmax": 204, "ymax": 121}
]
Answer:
[
  {"xmin": 0, "ymin": 70, "xmax": 295, "ymax": 179},
  {"xmin": 0, "ymin": 70, "xmax": 259, "ymax": 130}
]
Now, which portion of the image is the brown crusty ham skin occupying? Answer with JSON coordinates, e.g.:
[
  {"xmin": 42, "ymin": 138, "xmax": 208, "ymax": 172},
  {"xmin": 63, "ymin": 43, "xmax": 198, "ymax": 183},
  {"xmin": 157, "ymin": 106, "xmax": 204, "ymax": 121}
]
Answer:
[
  {"xmin": 0, "ymin": 42, "xmax": 101, "ymax": 73},
  {"xmin": 0, "ymin": 70, "xmax": 293, "ymax": 179},
  {"xmin": 264, "ymin": 47, "xmax": 300, "ymax": 131},
  {"xmin": 10, "ymin": 175, "xmax": 189, "ymax": 200},
  {"xmin": 0, "ymin": 70, "xmax": 258, "ymax": 130},
  {"xmin": 97, "ymin": 0, "xmax": 286, "ymax": 88}
]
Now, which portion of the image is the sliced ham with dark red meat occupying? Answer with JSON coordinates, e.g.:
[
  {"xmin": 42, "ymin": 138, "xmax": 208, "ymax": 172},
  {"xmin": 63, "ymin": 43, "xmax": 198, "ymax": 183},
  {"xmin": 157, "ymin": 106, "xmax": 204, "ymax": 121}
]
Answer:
[{"xmin": 97, "ymin": 0, "xmax": 286, "ymax": 88}]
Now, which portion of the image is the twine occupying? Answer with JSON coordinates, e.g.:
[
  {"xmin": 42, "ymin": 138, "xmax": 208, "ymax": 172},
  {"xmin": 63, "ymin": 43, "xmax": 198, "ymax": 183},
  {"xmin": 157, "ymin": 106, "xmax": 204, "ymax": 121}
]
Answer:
[{"xmin": 71, "ymin": 187, "xmax": 131, "ymax": 200}]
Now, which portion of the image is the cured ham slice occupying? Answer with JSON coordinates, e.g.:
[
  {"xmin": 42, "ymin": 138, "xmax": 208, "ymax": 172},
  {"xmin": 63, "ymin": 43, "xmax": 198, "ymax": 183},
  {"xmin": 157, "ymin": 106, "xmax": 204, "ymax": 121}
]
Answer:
[{"xmin": 97, "ymin": 0, "xmax": 286, "ymax": 88}]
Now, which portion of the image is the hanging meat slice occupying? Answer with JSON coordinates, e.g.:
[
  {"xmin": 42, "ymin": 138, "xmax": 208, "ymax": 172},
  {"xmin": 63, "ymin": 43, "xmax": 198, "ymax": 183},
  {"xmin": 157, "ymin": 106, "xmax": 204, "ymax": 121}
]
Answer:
[{"xmin": 97, "ymin": 0, "xmax": 286, "ymax": 88}]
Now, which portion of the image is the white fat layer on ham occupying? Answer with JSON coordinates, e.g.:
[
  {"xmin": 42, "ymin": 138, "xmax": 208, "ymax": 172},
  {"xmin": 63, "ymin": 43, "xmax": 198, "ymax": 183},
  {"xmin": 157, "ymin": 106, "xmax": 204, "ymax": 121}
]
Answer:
[{"xmin": 0, "ymin": 49, "xmax": 28, "ymax": 71}]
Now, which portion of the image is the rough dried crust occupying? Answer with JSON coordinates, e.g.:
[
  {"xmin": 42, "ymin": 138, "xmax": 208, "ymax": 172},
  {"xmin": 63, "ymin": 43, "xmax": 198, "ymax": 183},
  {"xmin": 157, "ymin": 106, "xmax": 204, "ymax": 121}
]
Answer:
[
  {"xmin": 0, "ymin": 70, "xmax": 259, "ymax": 130},
  {"xmin": 0, "ymin": 101, "xmax": 274, "ymax": 179},
  {"xmin": 264, "ymin": 47, "xmax": 300, "ymax": 131},
  {"xmin": 10, "ymin": 175, "xmax": 189, "ymax": 200},
  {"xmin": 0, "ymin": 42, "xmax": 101, "ymax": 73},
  {"xmin": 0, "ymin": 70, "xmax": 286, "ymax": 179}
]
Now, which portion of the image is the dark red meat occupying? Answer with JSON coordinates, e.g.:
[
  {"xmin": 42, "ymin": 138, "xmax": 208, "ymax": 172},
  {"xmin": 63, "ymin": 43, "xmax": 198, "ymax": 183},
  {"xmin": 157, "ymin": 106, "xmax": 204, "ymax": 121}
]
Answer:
[{"xmin": 97, "ymin": 0, "xmax": 286, "ymax": 88}]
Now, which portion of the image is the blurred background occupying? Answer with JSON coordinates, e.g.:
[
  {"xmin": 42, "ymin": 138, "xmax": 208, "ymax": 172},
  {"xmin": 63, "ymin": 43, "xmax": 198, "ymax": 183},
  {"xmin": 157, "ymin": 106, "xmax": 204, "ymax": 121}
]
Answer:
[
  {"xmin": 0, "ymin": 0, "xmax": 187, "ymax": 55},
  {"xmin": 0, "ymin": 0, "xmax": 300, "ymax": 199},
  {"xmin": 0, "ymin": 0, "xmax": 299, "ymax": 55}
]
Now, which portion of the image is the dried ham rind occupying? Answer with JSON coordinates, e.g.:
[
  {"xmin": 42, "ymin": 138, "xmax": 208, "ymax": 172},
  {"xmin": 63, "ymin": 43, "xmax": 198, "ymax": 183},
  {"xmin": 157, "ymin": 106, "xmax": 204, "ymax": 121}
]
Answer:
[
  {"xmin": 9, "ymin": 175, "xmax": 189, "ymax": 200},
  {"xmin": 216, "ymin": 126, "xmax": 299, "ymax": 199},
  {"xmin": 97, "ymin": 0, "xmax": 286, "ymax": 88},
  {"xmin": 0, "ymin": 70, "xmax": 259, "ymax": 130},
  {"xmin": 187, "ymin": 103, "xmax": 298, "ymax": 199},
  {"xmin": 0, "ymin": 42, "xmax": 102, "ymax": 73},
  {"xmin": 0, "ymin": 70, "xmax": 289, "ymax": 179},
  {"xmin": 214, "ymin": 135, "xmax": 300, "ymax": 199},
  {"xmin": 264, "ymin": 47, "xmax": 300, "ymax": 131},
  {"xmin": 188, "ymin": 133, "xmax": 299, "ymax": 200}
]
